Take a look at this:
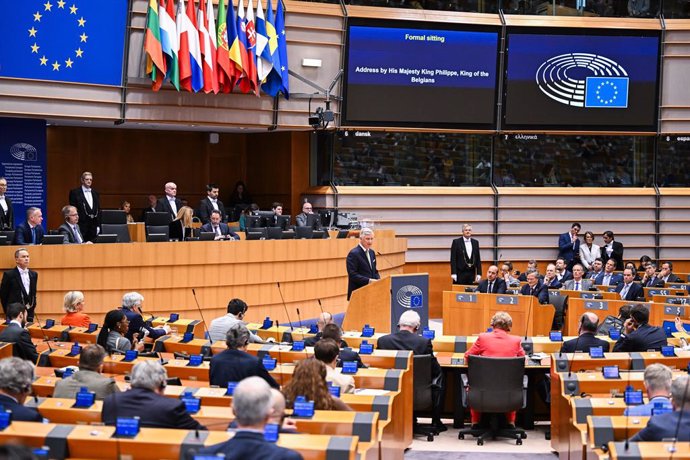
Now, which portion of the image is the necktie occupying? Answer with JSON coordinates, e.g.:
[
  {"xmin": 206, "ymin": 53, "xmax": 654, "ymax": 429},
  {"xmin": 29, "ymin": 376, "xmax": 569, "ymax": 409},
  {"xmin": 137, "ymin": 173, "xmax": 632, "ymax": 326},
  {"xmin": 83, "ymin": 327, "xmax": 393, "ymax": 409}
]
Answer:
[
  {"xmin": 575, "ymin": 281, "xmax": 580, "ymax": 291},
  {"xmin": 366, "ymin": 249, "xmax": 372, "ymax": 268},
  {"xmin": 73, "ymin": 225, "xmax": 82, "ymax": 243},
  {"xmin": 488, "ymin": 282, "xmax": 493, "ymax": 293},
  {"xmin": 620, "ymin": 284, "xmax": 630, "ymax": 299},
  {"xmin": 604, "ymin": 274, "xmax": 610, "ymax": 285},
  {"xmin": 31, "ymin": 227, "xmax": 36, "ymax": 244},
  {"xmin": 214, "ymin": 226, "xmax": 221, "ymax": 236}
]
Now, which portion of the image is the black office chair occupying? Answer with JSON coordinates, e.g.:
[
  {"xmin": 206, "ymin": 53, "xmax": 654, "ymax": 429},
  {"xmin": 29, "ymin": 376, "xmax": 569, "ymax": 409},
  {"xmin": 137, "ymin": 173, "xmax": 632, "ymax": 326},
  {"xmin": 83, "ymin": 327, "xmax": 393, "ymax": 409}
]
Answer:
[
  {"xmin": 413, "ymin": 354, "xmax": 440, "ymax": 442},
  {"xmin": 101, "ymin": 224, "xmax": 131, "ymax": 243},
  {"xmin": 457, "ymin": 355, "xmax": 527, "ymax": 445},
  {"xmin": 245, "ymin": 228, "xmax": 267, "ymax": 240},
  {"xmin": 101, "ymin": 210, "xmax": 128, "ymax": 225},
  {"xmin": 548, "ymin": 293, "xmax": 568, "ymax": 331},
  {"xmin": 0, "ymin": 230, "xmax": 14, "ymax": 245}
]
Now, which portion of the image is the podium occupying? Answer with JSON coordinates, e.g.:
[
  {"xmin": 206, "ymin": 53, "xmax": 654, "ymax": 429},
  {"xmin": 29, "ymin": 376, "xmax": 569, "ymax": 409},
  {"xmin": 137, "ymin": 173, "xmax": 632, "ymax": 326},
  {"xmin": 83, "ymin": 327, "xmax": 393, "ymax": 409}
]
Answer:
[{"xmin": 342, "ymin": 273, "xmax": 429, "ymax": 334}]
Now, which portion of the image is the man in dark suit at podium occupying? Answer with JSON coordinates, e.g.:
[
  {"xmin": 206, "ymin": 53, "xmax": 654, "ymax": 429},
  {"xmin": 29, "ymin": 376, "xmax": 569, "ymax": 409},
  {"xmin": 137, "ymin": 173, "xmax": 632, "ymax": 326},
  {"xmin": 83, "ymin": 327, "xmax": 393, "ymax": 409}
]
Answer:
[
  {"xmin": 450, "ymin": 223, "xmax": 482, "ymax": 285},
  {"xmin": 346, "ymin": 228, "xmax": 380, "ymax": 300},
  {"xmin": 477, "ymin": 265, "xmax": 507, "ymax": 294}
]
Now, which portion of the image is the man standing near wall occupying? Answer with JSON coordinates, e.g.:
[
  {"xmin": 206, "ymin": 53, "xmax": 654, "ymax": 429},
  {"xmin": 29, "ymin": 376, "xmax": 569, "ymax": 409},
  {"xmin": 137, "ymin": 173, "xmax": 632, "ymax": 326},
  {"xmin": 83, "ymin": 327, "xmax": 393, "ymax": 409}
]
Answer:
[
  {"xmin": 69, "ymin": 171, "xmax": 101, "ymax": 242},
  {"xmin": 450, "ymin": 223, "xmax": 482, "ymax": 285}
]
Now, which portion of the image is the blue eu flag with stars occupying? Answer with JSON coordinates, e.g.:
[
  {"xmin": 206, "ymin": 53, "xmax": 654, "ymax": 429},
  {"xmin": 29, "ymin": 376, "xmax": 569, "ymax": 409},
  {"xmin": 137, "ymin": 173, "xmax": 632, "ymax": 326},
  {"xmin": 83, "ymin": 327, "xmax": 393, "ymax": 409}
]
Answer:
[
  {"xmin": 585, "ymin": 77, "xmax": 629, "ymax": 108},
  {"xmin": 0, "ymin": 0, "xmax": 128, "ymax": 86}
]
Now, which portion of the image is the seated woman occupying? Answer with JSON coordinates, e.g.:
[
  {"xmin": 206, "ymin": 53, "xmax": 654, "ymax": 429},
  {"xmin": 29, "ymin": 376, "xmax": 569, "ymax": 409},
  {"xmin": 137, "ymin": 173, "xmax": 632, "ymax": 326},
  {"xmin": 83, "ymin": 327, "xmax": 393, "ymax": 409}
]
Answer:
[
  {"xmin": 121, "ymin": 200, "xmax": 135, "ymax": 223},
  {"xmin": 168, "ymin": 206, "xmax": 194, "ymax": 241},
  {"xmin": 314, "ymin": 339, "xmax": 355, "ymax": 394},
  {"xmin": 96, "ymin": 309, "xmax": 144, "ymax": 355},
  {"xmin": 282, "ymin": 358, "xmax": 352, "ymax": 411},
  {"xmin": 60, "ymin": 291, "xmax": 91, "ymax": 328},
  {"xmin": 238, "ymin": 203, "xmax": 259, "ymax": 231}
]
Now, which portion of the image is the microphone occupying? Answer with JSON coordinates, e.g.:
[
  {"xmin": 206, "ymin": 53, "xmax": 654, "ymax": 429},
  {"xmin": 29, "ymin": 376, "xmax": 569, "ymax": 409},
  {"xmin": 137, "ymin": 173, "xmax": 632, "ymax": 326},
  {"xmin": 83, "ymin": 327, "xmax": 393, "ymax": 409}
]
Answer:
[
  {"xmin": 622, "ymin": 354, "xmax": 633, "ymax": 451},
  {"xmin": 275, "ymin": 282, "xmax": 294, "ymax": 331},
  {"xmin": 31, "ymin": 310, "xmax": 55, "ymax": 353},
  {"xmin": 296, "ymin": 308, "xmax": 304, "ymax": 329},
  {"xmin": 191, "ymin": 288, "xmax": 213, "ymax": 345},
  {"xmin": 566, "ymin": 332, "xmax": 584, "ymax": 380},
  {"xmin": 317, "ymin": 299, "xmax": 325, "ymax": 318},
  {"xmin": 274, "ymin": 320, "xmax": 285, "ymax": 388}
]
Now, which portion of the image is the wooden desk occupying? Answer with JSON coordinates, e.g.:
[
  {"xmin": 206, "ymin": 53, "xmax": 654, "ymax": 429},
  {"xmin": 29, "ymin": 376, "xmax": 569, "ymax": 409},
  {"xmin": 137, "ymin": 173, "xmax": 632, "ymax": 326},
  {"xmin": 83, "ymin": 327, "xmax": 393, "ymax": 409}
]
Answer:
[
  {"xmin": 151, "ymin": 317, "xmax": 206, "ymax": 339},
  {"xmin": 44, "ymin": 349, "xmax": 160, "ymax": 374},
  {"xmin": 552, "ymin": 351, "xmax": 690, "ymax": 374},
  {"xmin": 609, "ymin": 441, "xmax": 690, "ymax": 459},
  {"xmin": 0, "ymin": 341, "xmax": 12, "ymax": 359},
  {"xmin": 566, "ymin": 298, "xmax": 650, "ymax": 336}
]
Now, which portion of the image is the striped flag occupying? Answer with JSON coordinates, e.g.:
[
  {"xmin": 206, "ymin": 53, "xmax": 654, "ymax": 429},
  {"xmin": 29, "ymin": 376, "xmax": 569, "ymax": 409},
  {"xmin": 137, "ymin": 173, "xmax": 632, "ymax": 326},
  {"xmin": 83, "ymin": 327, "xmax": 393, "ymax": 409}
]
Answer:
[
  {"xmin": 261, "ymin": 0, "xmax": 282, "ymax": 97},
  {"xmin": 236, "ymin": 0, "xmax": 253, "ymax": 94},
  {"xmin": 198, "ymin": 0, "xmax": 219, "ymax": 93},
  {"xmin": 276, "ymin": 0, "xmax": 289, "ymax": 98},
  {"xmin": 255, "ymin": 0, "xmax": 272, "ymax": 84},
  {"xmin": 159, "ymin": 0, "xmax": 179, "ymax": 90},
  {"xmin": 178, "ymin": 0, "xmax": 204, "ymax": 92},
  {"xmin": 244, "ymin": 0, "xmax": 260, "ymax": 95},
  {"xmin": 216, "ymin": 0, "xmax": 233, "ymax": 92},
  {"xmin": 144, "ymin": 0, "xmax": 166, "ymax": 90}
]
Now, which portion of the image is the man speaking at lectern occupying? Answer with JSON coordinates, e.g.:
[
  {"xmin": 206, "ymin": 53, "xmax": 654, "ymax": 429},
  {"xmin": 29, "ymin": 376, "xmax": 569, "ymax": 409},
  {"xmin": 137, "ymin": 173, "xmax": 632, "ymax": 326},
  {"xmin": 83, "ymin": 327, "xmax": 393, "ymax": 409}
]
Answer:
[{"xmin": 346, "ymin": 228, "xmax": 380, "ymax": 300}]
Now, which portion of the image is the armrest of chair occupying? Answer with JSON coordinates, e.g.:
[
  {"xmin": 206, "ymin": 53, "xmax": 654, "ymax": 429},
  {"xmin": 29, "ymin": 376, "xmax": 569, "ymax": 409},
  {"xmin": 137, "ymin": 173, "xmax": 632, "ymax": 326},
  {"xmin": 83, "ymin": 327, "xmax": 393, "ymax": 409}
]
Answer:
[{"xmin": 460, "ymin": 373, "xmax": 469, "ymax": 408}]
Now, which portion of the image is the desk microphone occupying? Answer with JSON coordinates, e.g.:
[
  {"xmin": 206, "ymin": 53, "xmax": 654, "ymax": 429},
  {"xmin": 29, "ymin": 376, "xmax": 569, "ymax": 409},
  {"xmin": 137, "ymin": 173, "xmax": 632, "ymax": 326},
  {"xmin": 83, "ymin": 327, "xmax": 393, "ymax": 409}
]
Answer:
[
  {"xmin": 276, "ymin": 282, "xmax": 294, "ymax": 331},
  {"xmin": 566, "ymin": 332, "xmax": 584, "ymax": 380},
  {"xmin": 31, "ymin": 310, "xmax": 55, "ymax": 353},
  {"xmin": 317, "ymin": 299, "xmax": 325, "ymax": 318},
  {"xmin": 669, "ymin": 373, "xmax": 690, "ymax": 458},
  {"xmin": 191, "ymin": 288, "xmax": 213, "ymax": 345},
  {"xmin": 523, "ymin": 296, "xmax": 534, "ymax": 355},
  {"xmin": 274, "ymin": 320, "xmax": 285, "ymax": 388},
  {"xmin": 296, "ymin": 308, "xmax": 305, "ymax": 332},
  {"xmin": 622, "ymin": 353, "xmax": 633, "ymax": 451}
]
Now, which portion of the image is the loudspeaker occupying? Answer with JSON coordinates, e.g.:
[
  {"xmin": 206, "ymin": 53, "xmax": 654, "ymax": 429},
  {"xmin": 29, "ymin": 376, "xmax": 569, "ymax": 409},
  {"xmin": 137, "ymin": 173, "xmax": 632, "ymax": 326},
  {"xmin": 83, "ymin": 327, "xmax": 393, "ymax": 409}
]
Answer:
[{"xmin": 209, "ymin": 132, "xmax": 219, "ymax": 144}]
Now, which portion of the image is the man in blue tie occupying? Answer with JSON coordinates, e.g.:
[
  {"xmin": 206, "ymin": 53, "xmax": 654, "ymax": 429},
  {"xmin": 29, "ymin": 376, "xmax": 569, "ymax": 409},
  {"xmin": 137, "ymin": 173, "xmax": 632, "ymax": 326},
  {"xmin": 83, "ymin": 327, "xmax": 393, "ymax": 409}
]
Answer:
[
  {"xmin": 346, "ymin": 227, "xmax": 380, "ymax": 300},
  {"xmin": 58, "ymin": 205, "xmax": 91, "ymax": 244},
  {"xmin": 12, "ymin": 208, "xmax": 44, "ymax": 245}
]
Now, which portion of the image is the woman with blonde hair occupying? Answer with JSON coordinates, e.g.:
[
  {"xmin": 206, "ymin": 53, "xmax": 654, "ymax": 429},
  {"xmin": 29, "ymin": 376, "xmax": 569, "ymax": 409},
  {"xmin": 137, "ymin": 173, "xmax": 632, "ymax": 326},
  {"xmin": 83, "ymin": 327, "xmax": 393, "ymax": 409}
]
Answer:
[
  {"xmin": 169, "ymin": 206, "xmax": 194, "ymax": 241},
  {"xmin": 282, "ymin": 358, "xmax": 352, "ymax": 411},
  {"xmin": 60, "ymin": 291, "xmax": 91, "ymax": 328}
]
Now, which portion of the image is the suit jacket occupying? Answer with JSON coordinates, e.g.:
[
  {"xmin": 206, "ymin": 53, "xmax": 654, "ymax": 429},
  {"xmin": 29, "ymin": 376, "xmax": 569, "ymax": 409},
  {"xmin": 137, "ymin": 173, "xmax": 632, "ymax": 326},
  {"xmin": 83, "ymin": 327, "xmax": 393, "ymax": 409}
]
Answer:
[
  {"xmin": 544, "ymin": 277, "xmax": 563, "ymax": 289},
  {"xmin": 102, "ymin": 387, "xmax": 205, "ymax": 430},
  {"xmin": 560, "ymin": 332, "xmax": 610, "ymax": 353},
  {"xmin": 198, "ymin": 430, "xmax": 303, "ymax": 460},
  {"xmin": 58, "ymin": 222, "xmax": 85, "ymax": 244},
  {"xmin": 155, "ymin": 196, "xmax": 183, "ymax": 220},
  {"xmin": 53, "ymin": 369, "xmax": 120, "ymax": 400},
  {"xmin": 594, "ymin": 272, "xmax": 623, "ymax": 286},
  {"xmin": 0, "ymin": 394, "xmax": 42, "ymax": 422},
  {"xmin": 121, "ymin": 307, "xmax": 167, "ymax": 343},
  {"xmin": 68, "ymin": 187, "xmax": 101, "ymax": 242},
  {"xmin": 614, "ymin": 282, "xmax": 644, "ymax": 301},
  {"xmin": 346, "ymin": 245, "xmax": 380, "ymax": 300},
  {"xmin": 168, "ymin": 220, "xmax": 192, "ymax": 241},
  {"xmin": 477, "ymin": 278, "xmax": 507, "ymax": 294},
  {"xmin": 0, "ymin": 267, "xmax": 38, "ymax": 314},
  {"xmin": 12, "ymin": 221, "xmax": 44, "ymax": 245},
  {"xmin": 520, "ymin": 282, "xmax": 550, "ymax": 304},
  {"xmin": 465, "ymin": 329, "xmax": 526, "ymax": 361},
  {"xmin": 450, "ymin": 237, "xmax": 482, "ymax": 281},
  {"xmin": 197, "ymin": 197, "xmax": 227, "ymax": 224},
  {"xmin": 200, "ymin": 222, "xmax": 239, "ymax": 240},
  {"xmin": 642, "ymin": 276, "xmax": 665, "ymax": 288},
  {"xmin": 602, "ymin": 241, "xmax": 625, "ymax": 271},
  {"xmin": 337, "ymin": 347, "xmax": 366, "ymax": 369},
  {"xmin": 630, "ymin": 410, "xmax": 690, "ymax": 442},
  {"xmin": 662, "ymin": 273, "xmax": 683, "ymax": 284},
  {"xmin": 0, "ymin": 197, "xmax": 14, "ymax": 230},
  {"xmin": 558, "ymin": 232, "xmax": 581, "ymax": 263},
  {"xmin": 209, "ymin": 349, "xmax": 280, "ymax": 389},
  {"xmin": 612, "ymin": 323, "xmax": 668, "ymax": 352},
  {"xmin": 0, "ymin": 322, "xmax": 38, "ymax": 363},
  {"xmin": 377, "ymin": 330, "xmax": 441, "ymax": 378},
  {"xmin": 579, "ymin": 244, "xmax": 601, "ymax": 270},
  {"xmin": 562, "ymin": 279, "xmax": 594, "ymax": 291},
  {"xmin": 295, "ymin": 212, "xmax": 321, "ymax": 230},
  {"xmin": 556, "ymin": 270, "xmax": 573, "ymax": 283}
]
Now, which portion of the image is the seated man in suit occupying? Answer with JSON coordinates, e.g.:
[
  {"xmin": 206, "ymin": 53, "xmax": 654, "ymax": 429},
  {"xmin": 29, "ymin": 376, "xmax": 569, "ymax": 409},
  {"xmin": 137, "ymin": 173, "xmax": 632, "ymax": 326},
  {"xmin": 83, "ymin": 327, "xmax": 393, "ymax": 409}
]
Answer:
[
  {"xmin": 465, "ymin": 311, "xmax": 525, "ymax": 428},
  {"xmin": 520, "ymin": 271, "xmax": 549, "ymax": 304},
  {"xmin": 560, "ymin": 312, "xmax": 610, "ymax": 353},
  {"xmin": 586, "ymin": 258, "xmax": 604, "ymax": 281},
  {"xmin": 659, "ymin": 261, "xmax": 683, "ymax": 284},
  {"xmin": 320, "ymin": 323, "xmax": 364, "ymax": 368},
  {"xmin": 197, "ymin": 377, "xmax": 303, "ymax": 459},
  {"xmin": 197, "ymin": 183, "xmax": 227, "ymax": 224},
  {"xmin": 0, "ymin": 303, "xmax": 38, "ymax": 363},
  {"xmin": 0, "ymin": 248, "xmax": 38, "ymax": 321},
  {"xmin": 58, "ymin": 205, "xmax": 91, "ymax": 244},
  {"xmin": 315, "ymin": 339, "xmax": 355, "ymax": 394},
  {"xmin": 0, "ymin": 357, "xmax": 42, "ymax": 422},
  {"xmin": 517, "ymin": 260, "xmax": 539, "ymax": 282},
  {"xmin": 54, "ymin": 344, "xmax": 120, "ymax": 400},
  {"xmin": 378, "ymin": 310, "xmax": 445, "ymax": 431},
  {"xmin": 477, "ymin": 265, "xmax": 507, "ymax": 294},
  {"xmin": 346, "ymin": 228, "xmax": 380, "ymax": 300},
  {"xmin": 13, "ymin": 207, "xmax": 44, "ymax": 245},
  {"xmin": 615, "ymin": 268, "xmax": 644, "ymax": 301},
  {"xmin": 295, "ymin": 201, "xmax": 321, "ymax": 229},
  {"xmin": 303, "ymin": 311, "xmax": 336, "ymax": 347},
  {"xmin": 562, "ymin": 264, "xmax": 593, "ymax": 291},
  {"xmin": 209, "ymin": 323, "xmax": 279, "ymax": 389},
  {"xmin": 630, "ymin": 374, "xmax": 690, "ymax": 442},
  {"xmin": 208, "ymin": 298, "xmax": 264, "ymax": 344},
  {"xmin": 594, "ymin": 259, "xmax": 623, "ymax": 286},
  {"xmin": 613, "ymin": 304, "xmax": 667, "ymax": 352},
  {"xmin": 554, "ymin": 258, "xmax": 573, "ymax": 284},
  {"xmin": 200, "ymin": 210, "xmax": 240, "ymax": 240},
  {"xmin": 542, "ymin": 264, "xmax": 563, "ymax": 289},
  {"xmin": 102, "ymin": 360, "xmax": 205, "ymax": 430},
  {"xmin": 624, "ymin": 363, "xmax": 673, "ymax": 417},
  {"xmin": 641, "ymin": 262, "xmax": 664, "ymax": 288}
]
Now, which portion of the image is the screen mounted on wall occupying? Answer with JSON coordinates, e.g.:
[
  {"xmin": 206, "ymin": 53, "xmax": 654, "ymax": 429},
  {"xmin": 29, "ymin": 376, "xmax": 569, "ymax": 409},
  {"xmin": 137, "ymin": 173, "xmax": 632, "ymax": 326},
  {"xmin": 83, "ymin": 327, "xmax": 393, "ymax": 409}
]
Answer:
[
  {"xmin": 342, "ymin": 18, "xmax": 500, "ymax": 129},
  {"xmin": 502, "ymin": 28, "xmax": 661, "ymax": 132}
]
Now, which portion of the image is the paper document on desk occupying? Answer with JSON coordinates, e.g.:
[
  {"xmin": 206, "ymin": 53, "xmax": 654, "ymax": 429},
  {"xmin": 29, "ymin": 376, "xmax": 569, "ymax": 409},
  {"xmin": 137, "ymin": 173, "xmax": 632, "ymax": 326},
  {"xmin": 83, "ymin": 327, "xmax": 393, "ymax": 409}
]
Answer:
[{"xmin": 354, "ymin": 389, "xmax": 389, "ymax": 396}]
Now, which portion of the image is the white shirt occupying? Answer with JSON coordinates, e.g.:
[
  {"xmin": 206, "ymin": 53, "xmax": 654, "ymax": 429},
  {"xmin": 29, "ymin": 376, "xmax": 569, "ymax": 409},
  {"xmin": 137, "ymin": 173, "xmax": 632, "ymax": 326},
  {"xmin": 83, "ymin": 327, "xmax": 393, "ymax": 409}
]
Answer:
[
  {"xmin": 82, "ymin": 186, "xmax": 93, "ymax": 209},
  {"xmin": 0, "ymin": 196, "xmax": 7, "ymax": 213},
  {"xmin": 209, "ymin": 198, "xmax": 219, "ymax": 211},
  {"xmin": 605, "ymin": 244, "xmax": 613, "ymax": 256},
  {"xmin": 359, "ymin": 244, "xmax": 372, "ymax": 267},
  {"xmin": 18, "ymin": 267, "xmax": 30, "ymax": 294},
  {"xmin": 167, "ymin": 196, "xmax": 178, "ymax": 215},
  {"xmin": 464, "ymin": 238, "xmax": 473, "ymax": 258}
]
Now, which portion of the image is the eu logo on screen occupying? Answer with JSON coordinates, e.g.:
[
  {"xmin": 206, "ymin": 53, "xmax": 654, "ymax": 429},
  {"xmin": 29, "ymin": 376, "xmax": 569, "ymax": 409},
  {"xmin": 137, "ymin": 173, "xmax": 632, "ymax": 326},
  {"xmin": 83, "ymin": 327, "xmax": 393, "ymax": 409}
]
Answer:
[{"xmin": 585, "ymin": 77, "xmax": 629, "ymax": 108}]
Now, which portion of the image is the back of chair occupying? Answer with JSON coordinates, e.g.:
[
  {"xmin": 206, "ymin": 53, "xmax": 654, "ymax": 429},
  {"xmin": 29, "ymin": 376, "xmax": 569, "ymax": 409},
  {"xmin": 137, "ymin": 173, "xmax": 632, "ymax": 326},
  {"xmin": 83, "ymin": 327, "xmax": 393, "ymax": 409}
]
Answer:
[
  {"xmin": 101, "ymin": 210, "xmax": 127, "ymax": 225},
  {"xmin": 0, "ymin": 230, "xmax": 14, "ymax": 245},
  {"xmin": 295, "ymin": 227, "xmax": 313, "ymax": 239},
  {"xmin": 412, "ymin": 354, "xmax": 434, "ymax": 413},
  {"xmin": 145, "ymin": 212, "xmax": 172, "ymax": 227},
  {"xmin": 101, "ymin": 224, "xmax": 130, "ymax": 243},
  {"xmin": 467, "ymin": 355, "xmax": 524, "ymax": 413},
  {"xmin": 548, "ymin": 293, "xmax": 568, "ymax": 330},
  {"xmin": 147, "ymin": 225, "xmax": 169, "ymax": 238},
  {"xmin": 266, "ymin": 227, "xmax": 283, "ymax": 240}
]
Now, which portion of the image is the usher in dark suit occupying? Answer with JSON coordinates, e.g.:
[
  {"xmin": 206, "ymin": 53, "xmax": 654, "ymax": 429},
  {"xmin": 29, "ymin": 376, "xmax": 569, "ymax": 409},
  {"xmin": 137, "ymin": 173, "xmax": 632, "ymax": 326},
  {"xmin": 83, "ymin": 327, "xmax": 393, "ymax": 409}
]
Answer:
[
  {"xmin": 197, "ymin": 197, "xmax": 227, "ymax": 224},
  {"xmin": 12, "ymin": 221, "xmax": 44, "ymax": 245},
  {"xmin": 602, "ymin": 241, "xmax": 625, "ymax": 271},
  {"xmin": 69, "ymin": 187, "xmax": 101, "ymax": 242},
  {"xmin": 0, "ymin": 197, "xmax": 13, "ymax": 230},
  {"xmin": 560, "ymin": 332, "xmax": 611, "ymax": 353},
  {"xmin": 346, "ymin": 245, "xmax": 380, "ymax": 300},
  {"xmin": 155, "ymin": 196, "xmax": 184, "ymax": 220},
  {"xmin": 0, "ymin": 268, "xmax": 38, "ymax": 321},
  {"xmin": 209, "ymin": 349, "xmax": 279, "ymax": 389},
  {"xmin": 450, "ymin": 237, "xmax": 481, "ymax": 285},
  {"xmin": 477, "ymin": 278, "xmax": 507, "ymax": 294},
  {"xmin": 0, "ymin": 321, "xmax": 39, "ymax": 363}
]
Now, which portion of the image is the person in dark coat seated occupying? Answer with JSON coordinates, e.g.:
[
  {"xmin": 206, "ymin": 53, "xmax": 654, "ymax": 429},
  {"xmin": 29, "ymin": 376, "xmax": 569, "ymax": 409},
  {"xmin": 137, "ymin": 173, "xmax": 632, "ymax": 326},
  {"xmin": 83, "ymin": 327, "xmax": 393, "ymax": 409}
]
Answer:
[
  {"xmin": 320, "ymin": 323, "xmax": 364, "ymax": 369},
  {"xmin": 0, "ymin": 303, "xmax": 38, "ymax": 363},
  {"xmin": 209, "ymin": 323, "xmax": 279, "ymax": 389},
  {"xmin": 630, "ymin": 374, "xmax": 690, "ymax": 442},
  {"xmin": 197, "ymin": 377, "xmax": 303, "ymax": 459},
  {"xmin": 560, "ymin": 312, "xmax": 611, "ymax": 353},
  {"xmin": 0, "ymin": 357, "xmax": 42, "ymax": 422},
  {"xmin": 101, "ymin": 360, "xmax": 205, "ymax": 430},
  {"xmin": 520, "ymin": 271, "xmax": 550, "ymax": 304},
  {"xmin": 476, "ymin": 265, "xmax": 507, "ymax": 294},
  {"xmin": 613, "ymin": 304, "xmax": 667, "ymax": 352}
]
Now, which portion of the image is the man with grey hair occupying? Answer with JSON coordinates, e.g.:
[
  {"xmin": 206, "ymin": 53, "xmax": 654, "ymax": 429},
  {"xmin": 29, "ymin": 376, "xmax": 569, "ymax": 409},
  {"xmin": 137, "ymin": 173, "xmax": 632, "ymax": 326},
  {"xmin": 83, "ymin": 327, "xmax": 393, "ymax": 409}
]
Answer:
[
  {"xmin": 54, "ymin": 344, "xmax": 119, "ymax": 400},
  {"xmin": 69, "ymin": 171, "xmax": 101, "ymax": 242},
  {"xmin": 58, "ymin": 205, "xmax": 91, "ymax": 244},
  {"xmin": 120, "ymin": 291, "xmax": 169, "ymax": 343},
  {"xmin": 155, "ymin": 182, "xmax": 183, "ymax": 219},
  {"xmin": 210, "ymin": 323, "xmax": 279, "ymax": 389},
  {"xmin": 0, "ymin": 357, "xmax": 42, "ymax": 421},
  {"xmin": 197, "ymin": 377, "xmax": 302, "ymax": 459},
  {"xmin": 346, "ymin": 227, "xmax": 380, "ymax": 300},
  {"xmin": 450, "ymin": 223, "xmax": 482, "ymax": 285},
  {"xmin": 624, "ymin": 363, "xmax": 673, "ymax": 416},
  {"xmin": 101, "ymin": 360, "xmax": 205, "ymax": 430},
  {"xmin": 630, "ymin": 374, "xmax": 690, "ymax": 441}
]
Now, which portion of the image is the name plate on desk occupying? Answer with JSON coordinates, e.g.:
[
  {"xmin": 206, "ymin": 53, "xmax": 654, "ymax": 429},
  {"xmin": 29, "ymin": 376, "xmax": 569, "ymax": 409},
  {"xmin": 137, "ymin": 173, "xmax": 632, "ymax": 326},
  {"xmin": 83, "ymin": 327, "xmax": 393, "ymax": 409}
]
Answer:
[
  {"xmin": 584, "ymin": 301, "xmax": 609, "ymax": 311},
  {"xmin": 580, "ymin": 292, "xmax": 603, "ymax": 299},
  {"xmin": 550, "ymin": 291, "xmax": 561, "ymax": 296},
  {"xmin": 496, "ymin": 295, "xmax": 518, "ymax": 305},
  {"xmin": 664, "ymin": 305, "xmax": 686, "ymax": 317},
  {"xmin": 648, "ymin": 289, "xmax": 669, "ymax": 296},
  {"xmin": 668, "ymin": 283, "xmax": 688, "ymax": 290},
  {"xmin": 665, "ymin": 297, "xmax": 688, "ymax": 305},
  {"xmin": 455, "ymin": 294, "xmax": 477, "ymax": 303}
]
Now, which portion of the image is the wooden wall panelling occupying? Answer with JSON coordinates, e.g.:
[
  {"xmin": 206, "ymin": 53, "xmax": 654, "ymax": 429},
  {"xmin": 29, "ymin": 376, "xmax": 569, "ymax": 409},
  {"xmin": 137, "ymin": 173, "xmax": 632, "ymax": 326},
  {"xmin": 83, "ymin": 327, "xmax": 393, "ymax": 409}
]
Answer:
[{"xmin": 659, "ymin": 190, "xmax": 690, "ymax": 260}]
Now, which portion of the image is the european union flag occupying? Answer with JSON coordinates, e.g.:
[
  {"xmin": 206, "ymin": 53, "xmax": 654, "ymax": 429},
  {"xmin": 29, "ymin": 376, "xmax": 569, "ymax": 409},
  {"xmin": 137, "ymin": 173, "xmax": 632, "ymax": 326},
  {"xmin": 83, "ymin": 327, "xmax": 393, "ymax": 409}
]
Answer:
[
  {"xmin": 585, "ymin": 77, "xmax": 629, "ymax": 108},
  {"xmin": 0, "ymin": 0, "xmax": 128, "ymax": 86},
  {"xmin": 410, "ymin": 294, "xmax": 423, "ymax": 308}
]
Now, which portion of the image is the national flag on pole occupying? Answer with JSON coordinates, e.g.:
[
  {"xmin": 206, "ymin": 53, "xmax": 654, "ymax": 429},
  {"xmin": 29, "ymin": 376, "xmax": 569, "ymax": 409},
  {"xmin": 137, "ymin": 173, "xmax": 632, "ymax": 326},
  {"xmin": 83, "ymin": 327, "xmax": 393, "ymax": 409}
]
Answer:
[
  {"xmin": 178, "ymin": 0, "xmax": 204, "ymax": 92},
  {"xmin": 275, "ymin": 0, "xmax": 289, "ymax": 98},
  {"xmin": 198, "ymin": 0, "xmax": 219, "ymax": 93},
  {"xmin": 225, "ymin": 0, "xmax": 247, "ymax": 92},
  {"xmin": 261, "ymin": 0, "xmax": 281, "ymax": 97},
  {"xmin": 236, "ymin": 0, "xmax": 254, "ymax": 94},
  {"xmin": 159, "ymin": 0, "xmax": 179, "ymax": 90},
  {"xmin": 144, "ymin": 0, "xmax": 166, "ymax": 90},
  {"xmin": 255, "ymin": 0, "xmax": 272, "ymax": 84},
  {"xmin": 243, "ymin": 0, "xmax": 260, "ymax": 94},
  {"xmin": 216, "ymin": 0, "xmax": 232, "ymax": 92},
  {"xmin": 176, "ymin": 0, "xmax": 191, "ymax": 90}
]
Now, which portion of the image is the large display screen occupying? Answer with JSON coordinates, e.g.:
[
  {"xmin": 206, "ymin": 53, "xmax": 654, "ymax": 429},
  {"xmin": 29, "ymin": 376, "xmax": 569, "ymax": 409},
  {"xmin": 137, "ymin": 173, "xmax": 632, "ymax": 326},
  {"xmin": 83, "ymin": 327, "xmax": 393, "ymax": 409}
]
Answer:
[
  {"xmin": 503, "ymin": 29, "xmax": 660, "ymax": 132},
  {"xmin": 342, "ymin": 18, "xmax": 500, "ymax": 129}
]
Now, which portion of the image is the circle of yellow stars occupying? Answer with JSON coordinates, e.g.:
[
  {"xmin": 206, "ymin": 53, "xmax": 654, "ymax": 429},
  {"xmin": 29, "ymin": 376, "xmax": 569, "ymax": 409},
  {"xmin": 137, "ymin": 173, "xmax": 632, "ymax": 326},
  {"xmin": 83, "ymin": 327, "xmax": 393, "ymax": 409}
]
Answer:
[{"xmin": 28, "ymin": 0, "xmax": 87, "ymax": 72}]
